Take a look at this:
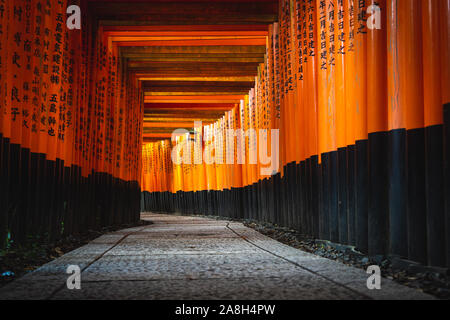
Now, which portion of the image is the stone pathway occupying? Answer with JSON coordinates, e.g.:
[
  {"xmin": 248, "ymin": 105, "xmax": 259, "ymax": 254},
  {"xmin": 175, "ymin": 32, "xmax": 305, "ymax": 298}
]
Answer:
[{"xmin": 0, "ymin": 213, "xmax": 433, "ymax": 300}]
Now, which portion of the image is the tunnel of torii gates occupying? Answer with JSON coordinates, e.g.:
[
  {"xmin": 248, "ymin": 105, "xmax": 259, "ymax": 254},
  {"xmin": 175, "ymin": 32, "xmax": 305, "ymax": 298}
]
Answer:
[{"xmin": 0, "ymin": 0, "xmax": 449, "ymax": 268}]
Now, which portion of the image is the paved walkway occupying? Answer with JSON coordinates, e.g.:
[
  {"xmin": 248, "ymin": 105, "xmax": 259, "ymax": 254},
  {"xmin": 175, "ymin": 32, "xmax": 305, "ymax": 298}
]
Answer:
[{"xmin": 0, "ymin": 213, "xmax": 433, "ymax": 300}]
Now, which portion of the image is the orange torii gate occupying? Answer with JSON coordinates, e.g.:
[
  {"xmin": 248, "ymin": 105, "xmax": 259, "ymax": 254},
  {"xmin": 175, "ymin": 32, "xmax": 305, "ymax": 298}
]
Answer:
[{"xmin": 0, "ymin": 0, "xmax": 449, "ymax": 269}]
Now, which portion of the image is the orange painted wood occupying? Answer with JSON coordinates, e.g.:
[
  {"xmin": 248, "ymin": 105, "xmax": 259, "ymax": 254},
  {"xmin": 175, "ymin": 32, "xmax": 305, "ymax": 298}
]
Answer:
[
  {"xmin": 422, "ymin": 0, "xmax": 444, "ymax": 127},
  {"xmin": 367, "ymin": 0, "xmax": 388, "ymax": 134},
  {"xmin": 115, "ymin": 39, "xmax": 267, "ymax": 47}
]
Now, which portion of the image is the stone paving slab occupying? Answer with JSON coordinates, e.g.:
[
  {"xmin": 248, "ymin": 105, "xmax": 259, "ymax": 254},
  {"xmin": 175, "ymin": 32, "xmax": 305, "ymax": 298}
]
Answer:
[
  {"xmin": 52, "ymin": 276, "xmax": 365, "ymax": 300},
  {"xmin": 81, "ymin": 254, "xmax": 301, "ymax": 282},
  {"xmin": 0, "ymin": 213, "xmax": 434, "ymax": 300},
  {"xmin": 105, "ymin": 238, "xmax": 256, "ymax": 255}
]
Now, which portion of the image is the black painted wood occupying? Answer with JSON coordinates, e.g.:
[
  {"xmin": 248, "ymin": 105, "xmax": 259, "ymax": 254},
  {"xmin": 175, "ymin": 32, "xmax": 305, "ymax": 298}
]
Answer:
[
  {"xmin": 355, "ymin": 139, "xmax": 368, "ymax": 254},
  {"xmin": 368, "ymin": 132, "xmax": 389, "ymax": 256},
  {"xmin": 346, "ymin": 145, "xmax": 356, "ymax": 246},
  {"xmin": 338, "ymin": 148, "xmax": 348, "ymax": 244},
  {"xmin": 329, "ymin": 151, "xmax": 339, "ymax": 243},
  {"xmin": 0, "ymin": 135, "xmax": 6, "ymax": 248},
  {"xmin": 311, "ymin": 156, "xmax": 320, "ymax": 239},
  {"xmin": 424, "ymin": 124, "xmax": 446, "ymax": 267},
  {"xmin": 320, "ymin": 153, "xmax": 330, "ymax": 241},
  {"xmin": 389, "ymin": 129, "xmax": 408, "ymax": 258},
  {"xmin": 444, "ymin": 103, "xmax": 450, "ymax": 267}
]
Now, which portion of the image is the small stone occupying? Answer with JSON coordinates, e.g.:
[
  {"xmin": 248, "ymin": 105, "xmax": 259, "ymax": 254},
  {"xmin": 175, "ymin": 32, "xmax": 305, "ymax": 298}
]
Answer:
[{"xmin": 372, "ymin": 255, "xmax": 385, "ymax": 265}]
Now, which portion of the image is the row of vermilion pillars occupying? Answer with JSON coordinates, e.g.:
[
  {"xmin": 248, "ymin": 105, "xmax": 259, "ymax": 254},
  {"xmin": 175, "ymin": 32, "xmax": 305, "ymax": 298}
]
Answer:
[
  {"xmin": 0, "ymin": 0, "xmax": 144, "ymax": 247},
  {"xmin": 142, "ymin": 0, "xmax": 450, "ymax": 267}
]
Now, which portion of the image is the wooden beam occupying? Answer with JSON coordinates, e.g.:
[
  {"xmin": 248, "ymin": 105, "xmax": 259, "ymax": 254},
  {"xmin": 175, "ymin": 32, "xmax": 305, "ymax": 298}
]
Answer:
[
  {"xmin": 90, "ymin": 2, "xmax": 278, "ymax": 17},
  {"xmin": 144, "ymin": 103, "xmax": 235, "ymax": 109},
  {"xmin": 129, "ymin": 61, "xmax": 259, "ymax": 68},
  {"xmin": 144, "ymin": 128, "xmax": 194, "ymax": 134},
  {"xmin": 129, "ymin": 61, "xmax": 259, "ymax": 69},
  {"xmin": 120, "ymin": 45, "xmax": 266, "ymax": 54},
  {"xmin": 102, "ymin": 25, "xmax": 270, "ymax": 32},
  {"xmin": 142, "ymin": 87, "xmax": 253, "ymax": 93},
  {"xmin": 99, "ymin": 13, "xmax": 276, "ymax": 24},
  {"xmin": 143, "ymin": 133, "xmax": 197, "ymax": 138},
  {"xmin": 92, "ymin": 2, "xmax": 278, "ymax": 25},
  {"xmin": 138, "ymin": 76, "xmax": 255, "ymax": 82},
  {"xmin": 143, "ymin": 94, "xmax": 245, "ymax": 99},
  {"xmin": 99, "ymin": 17, "xmax": 276, "ymax": 26},
  {"xmin": 129, "ymin": 56, "xmax": 264, "ymax": 63},
  {"xmin": 145, "ymin": 109, "xmax": 225, "ymax": 116},
  {"xmin": 128, "ymin": 62, "xmax": 259, "ymax": 77},
  {"xmin": 144, "ymin": 118, "xmax": 219, "ymax": 123},
  {"xmin": 143, "ymin": 121, "xmax": 214, "ymax": 128},
  {"xmin": 122, "ymin": 52, "xmax": 265, "ymax": 59},
  {"xmin": 144, "ymin": 95, "xmax": 244, "ymax": 103},
  {"xmin": 145, "ymin": 100, "xmax": 240, "ymax": 104},
  {"xmin": 143, "ymin": 137, "xmax": 171, "ymax": 143},
  {"xmin": 104, "ymin": 30, "xmax": 268, "ymax": 37},
  {"xmin": 146, "ymin": 109, "xmax": 231, "ymax": 116},
  {"xmin": 115, "ymin": 39, "xmax": 266, "ymax": 46},
  {"xmin": 135, "ymin": 71, "xmax": 256, "ymax": 77},
  {"xmin": 143, "ymin": 133, "xmax": 176, "ymax": 139},
  {"xmin": 142, "ymin": 81, "xmax": 254, "ymax": 93},
  {"xmin": 142, "ymin": 80, "xmax": 255, "ymax": 86},
  {"xmin": 110, "ymin": 36, "xmax": 267, "ymax": 41},
  {"xmin": 144, "ymin": 93, "xmax": 247, "ymax": 98},
  {"xmin": 128, "ymin": 61, "xmax": 259, "ymax": 67}
]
